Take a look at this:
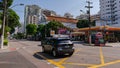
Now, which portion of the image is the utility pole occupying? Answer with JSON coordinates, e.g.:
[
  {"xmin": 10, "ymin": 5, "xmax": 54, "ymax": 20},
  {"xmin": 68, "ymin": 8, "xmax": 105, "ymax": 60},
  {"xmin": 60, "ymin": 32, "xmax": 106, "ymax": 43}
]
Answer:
[
  {"xmin": 1, "ymin": 0, "xmax": 7, "ymax": 49},
  {"xmin": 85, "ymin": 1, "xmax": 93, "ymax": 45}
]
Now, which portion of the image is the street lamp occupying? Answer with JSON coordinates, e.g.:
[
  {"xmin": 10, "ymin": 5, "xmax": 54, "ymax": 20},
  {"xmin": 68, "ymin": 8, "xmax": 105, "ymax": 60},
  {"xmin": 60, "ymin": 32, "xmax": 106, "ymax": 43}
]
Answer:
[
  {"xmin": 1, "ymin": 0, "xmax": 7, "ymax": 49},
  {"xmin": 10, "ymin": 3, "xmax": 24, "ymax": 8},
  {"xmin": 6, "ymin": 3, "xmax": 24, "ymax": 26},
  {"xmin": 0, "ymin": 2, "xmax": 24, "ymax": 49}
]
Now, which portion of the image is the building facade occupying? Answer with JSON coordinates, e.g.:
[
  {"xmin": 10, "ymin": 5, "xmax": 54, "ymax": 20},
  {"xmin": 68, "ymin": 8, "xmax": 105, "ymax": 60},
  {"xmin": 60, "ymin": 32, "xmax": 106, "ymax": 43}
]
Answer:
[
  {"xmin": 24, "ymin": 5, "xmax": 42, "ymax": 33},
  {"xmin": 40, "ymin": 16, "xmax": 78, "ymax": 29},
  {"xmin": 42, "ymin": 9, "xmax": 57, "ymax": 16},
  {"xmin": 76, "ymin": 14, "xmax": 88, "ymax": 20},
  {"xmin": 99, "ymin": 0, "xmax": 120, "ymax": 27}
]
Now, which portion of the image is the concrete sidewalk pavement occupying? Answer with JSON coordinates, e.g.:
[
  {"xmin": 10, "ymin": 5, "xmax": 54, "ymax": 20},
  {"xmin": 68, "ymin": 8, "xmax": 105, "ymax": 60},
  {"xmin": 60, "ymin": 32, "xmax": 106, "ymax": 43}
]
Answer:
[{"xmin": 106, "ymin": 42, "xmax": 120, "ymax": 47}]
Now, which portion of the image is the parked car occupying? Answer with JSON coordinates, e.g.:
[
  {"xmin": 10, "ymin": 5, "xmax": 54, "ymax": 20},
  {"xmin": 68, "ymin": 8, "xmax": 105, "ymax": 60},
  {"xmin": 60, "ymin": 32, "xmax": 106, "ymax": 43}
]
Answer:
[{"xmin": 41, "ymin": 37, "xmax": 74, "ymax": 57}]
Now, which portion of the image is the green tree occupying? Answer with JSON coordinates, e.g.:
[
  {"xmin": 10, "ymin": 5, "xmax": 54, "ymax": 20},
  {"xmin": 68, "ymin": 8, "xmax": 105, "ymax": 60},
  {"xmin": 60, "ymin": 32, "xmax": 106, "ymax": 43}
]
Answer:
[
  {"xmin": 91, "ymin": 20, "xmax": 96, "ymax": 26},
  {"xmin": 77, "ymin": 20, "xmax": 89, "ymax": 28},
  {"xmin": 7, "ymin": 9, "xmax": 20, "ymax": 27},
  {"xmin": 45, "ymin": 20, "xmax": 65, "ymax": 36},
  {"xmin": 77, "ymin": 20, "xmax": 95, "ymax": 28},
  {"xmin": 0, "ymin": 0, "xmax": 20, "ymax": 34},
  {"xmin": 0, "ymin": 0, "xmax": 13, "ymax": 10},
  {"xmin": 35, "ymin": 24, "xmax": 45, "ymax": 40},
  {"xmin": 37, "ymin": 24, "xmax": 45, "ymax": 33},
  {"xmin": 26, "ymin": 24, "xmax": 37, "ymax": 35},
  {"xmin": 7, "ymin": 9, "xmax": 20, "ymax": 34}
]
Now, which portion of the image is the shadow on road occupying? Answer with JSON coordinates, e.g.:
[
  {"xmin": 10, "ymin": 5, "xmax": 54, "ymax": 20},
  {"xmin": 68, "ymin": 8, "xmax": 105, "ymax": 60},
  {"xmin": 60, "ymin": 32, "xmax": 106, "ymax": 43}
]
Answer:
[{"xmin": 33, "ymin": 52, "xmax": 69, "ymax": 60}]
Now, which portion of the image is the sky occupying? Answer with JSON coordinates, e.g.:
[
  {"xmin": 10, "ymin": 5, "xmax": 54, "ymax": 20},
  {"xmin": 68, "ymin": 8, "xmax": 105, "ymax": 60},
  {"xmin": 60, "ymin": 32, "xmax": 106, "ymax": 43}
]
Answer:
[{"xmin": 11, "ymin": 0, "xmax": 100, "ymax": 23}]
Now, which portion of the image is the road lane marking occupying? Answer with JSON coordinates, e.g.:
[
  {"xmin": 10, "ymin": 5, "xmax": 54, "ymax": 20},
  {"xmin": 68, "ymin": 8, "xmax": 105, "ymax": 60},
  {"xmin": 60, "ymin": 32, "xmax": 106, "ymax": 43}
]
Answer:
[
  {"xmin": 36, "ymin": 53, "xmax": 65, "ymax": 68},
  {"xmin": 63, "ymin": 62, "xmax": 96, "ymax": 66},
  {"xmin": 88, "ymin": 60, "xmax": 120, "ymax": 68},
  {"xmin": 100, "ymin": 47, "xmax": 105, "ymax": 64},
  {"xmin": 58, "ymin": 58, "xmax": 68, "ymax": 64}
]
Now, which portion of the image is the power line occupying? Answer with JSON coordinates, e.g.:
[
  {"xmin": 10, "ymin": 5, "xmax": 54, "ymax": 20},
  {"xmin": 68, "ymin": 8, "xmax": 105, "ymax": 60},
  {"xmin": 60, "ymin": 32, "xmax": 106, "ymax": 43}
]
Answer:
[{"xmin": 85, "ymin": 0, "xmax": 93, "ymax": 45}]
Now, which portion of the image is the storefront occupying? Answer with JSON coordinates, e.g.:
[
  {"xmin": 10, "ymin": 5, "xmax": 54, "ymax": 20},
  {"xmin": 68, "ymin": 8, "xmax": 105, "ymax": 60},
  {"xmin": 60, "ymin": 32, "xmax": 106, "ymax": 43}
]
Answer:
[{"xmin": 73, "ymin": 26, "xmax": 120, "ymax": 42}]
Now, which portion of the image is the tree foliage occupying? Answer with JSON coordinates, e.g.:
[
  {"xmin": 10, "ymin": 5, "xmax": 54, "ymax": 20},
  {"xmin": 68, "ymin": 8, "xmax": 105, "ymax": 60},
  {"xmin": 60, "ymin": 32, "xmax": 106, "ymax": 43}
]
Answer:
[
  {"xmin": 37, "ymin": 20, "xmax": 66, "ymax": 38},
  {"xmin": 26, "ymin": 24, "xmax": 37, "ymax": 35},
  {"xmin": 7, "ymin": 0, "xmax": 13, "ymax": 8},
  {"xmin": 77, "ymin": 20, "xmax": 89, "ymax": 28},
  {"xmin": 7, "ymin": 9, "xmax": 20, "ymax": 34},
  {"xmin": 45, "ymin": 20, "xmax": 65, "ymax": 36},
  {"xmin": 0, "ymin": 0, "xmax": 20, "ymax": 34},
  {"xmin": 0, "ymin": 0, "xmax": 13, "ymax": 10},
  {"xmin": 0, "ymin": 19, "xmax": 2, "ymax": 24},
  {"xmin": 77, "ymin": 20, "xmax": 95, "ymax": 28},
  {"xmin": 36, "ymin": 24, "xmax": 45, "ymax": 39},
  {"xmin": 7, "ymin": 9, "xmax": 20, "ymax": 27},
  {"xmin": 37, "ymin": 24, "xmax": 45, "ymax": 33}
]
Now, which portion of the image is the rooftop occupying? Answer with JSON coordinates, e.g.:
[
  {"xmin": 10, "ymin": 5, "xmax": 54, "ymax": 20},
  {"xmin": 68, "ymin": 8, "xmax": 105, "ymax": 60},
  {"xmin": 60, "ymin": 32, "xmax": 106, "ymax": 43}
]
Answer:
[{"xmin": 46, "ymin": 16, "xmax": 78, "ymax": 24}]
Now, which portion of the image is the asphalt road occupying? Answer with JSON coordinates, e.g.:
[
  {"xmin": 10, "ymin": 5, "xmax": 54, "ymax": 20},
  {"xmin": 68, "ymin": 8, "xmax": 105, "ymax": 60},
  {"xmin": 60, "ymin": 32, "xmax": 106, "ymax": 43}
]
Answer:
[
  {"xmin": 0, "ymin": 51, "xmax": 36, "ymax": 68},
  {"xmin": 1, "ymin": 40, "xmax": 120, "ymax": 68}
]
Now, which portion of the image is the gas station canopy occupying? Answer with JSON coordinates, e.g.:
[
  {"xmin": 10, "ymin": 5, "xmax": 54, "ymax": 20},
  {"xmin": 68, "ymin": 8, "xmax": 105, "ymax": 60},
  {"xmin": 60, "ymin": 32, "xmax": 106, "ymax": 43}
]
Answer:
[{"xmin": 73, "ymin": 26, "xmax": 120, "ymax": 32}]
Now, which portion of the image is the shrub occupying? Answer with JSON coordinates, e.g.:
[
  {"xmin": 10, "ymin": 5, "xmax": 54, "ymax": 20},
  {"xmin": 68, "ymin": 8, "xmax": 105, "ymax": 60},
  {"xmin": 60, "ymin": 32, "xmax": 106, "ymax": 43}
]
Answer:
[{"xmin": 4, "ymin": 39, "xmax": 8, "ymax": 46}]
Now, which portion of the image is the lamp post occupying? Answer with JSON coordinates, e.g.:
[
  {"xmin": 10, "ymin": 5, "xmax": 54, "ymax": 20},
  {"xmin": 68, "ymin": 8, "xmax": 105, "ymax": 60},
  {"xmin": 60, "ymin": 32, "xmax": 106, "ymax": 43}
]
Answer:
[
  {"xmin": 1, "ymin": 0, "xmax": 7, "ymax": 49},
  {"xmin": 1, "ymin": 2, "xmax": 24, "ymax": 49}
]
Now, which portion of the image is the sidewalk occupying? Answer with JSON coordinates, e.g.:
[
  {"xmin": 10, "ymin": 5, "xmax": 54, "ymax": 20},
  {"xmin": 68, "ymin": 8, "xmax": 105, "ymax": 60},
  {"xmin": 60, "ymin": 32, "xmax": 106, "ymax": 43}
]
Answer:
[
  {"xmin": 106, "ymin": 42, "xmax": 120, "ymax": 47},
  {"xmin": 73, "ymin": 41, "xmax": 120, "ymax": 47},
  {"xmin": 0, "ymin": 46, "xmax": 10, "ymax": 53},
  {"xmin": 0, "ymin": 42, "xmax": 15, "ymax": 53}
]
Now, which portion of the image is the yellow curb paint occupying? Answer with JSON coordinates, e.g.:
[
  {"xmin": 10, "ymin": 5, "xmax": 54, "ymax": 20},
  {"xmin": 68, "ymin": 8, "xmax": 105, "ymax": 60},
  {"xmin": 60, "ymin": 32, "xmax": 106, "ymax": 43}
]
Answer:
[
  {"xmin": 88, "ymin": 60, "xmax": 120, "ymax": 68},
  {"xmin": 36, "ymin": 53, "xmax": 65, "ymax": 68},
  {"xmin": 63, "ymin": 62, "xmax": 96, "ymax": 66},
  {"xmin": 58, "ymin": 58, "xmax": 69, "ymax": 64},
  {"xmin": 100, "ymin": 47, "xmax": 105, "ymax": 64}
]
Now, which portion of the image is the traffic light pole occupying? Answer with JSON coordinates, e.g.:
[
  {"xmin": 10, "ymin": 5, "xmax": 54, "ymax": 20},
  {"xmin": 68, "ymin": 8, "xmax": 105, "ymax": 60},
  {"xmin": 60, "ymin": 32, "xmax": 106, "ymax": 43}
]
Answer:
[{"xmin": 85, "ymin": 1, "xmax": 93, "ymax": 45}]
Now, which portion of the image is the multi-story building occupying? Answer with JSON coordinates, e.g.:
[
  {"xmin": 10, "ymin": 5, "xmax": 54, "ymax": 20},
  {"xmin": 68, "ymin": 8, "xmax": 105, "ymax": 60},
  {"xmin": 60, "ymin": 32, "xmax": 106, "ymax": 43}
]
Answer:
[
  {"xmin": 24, "ymin": 5, "xmax": 42, "ymax": 33},
  {"xmin": 42, "ymin": 9, "xmax": 57, "ymax": 16},
  {"xmin": 76, "ymin": 14, "xmax": 88, "ymax": 20},
  {"xmin": 99, "ymin": 0, "xmax": 120, "ymax": 27},
  {"xmin": 64, "ymin": 13, "xmax": 73, "ymax": 18},
  {"xmin": 28, "ymin": 15, "xmax": 39, "ymax": 24},
  {"xmin": 90, "ymin": 14, "xmax": 100, "ymax": 22}
]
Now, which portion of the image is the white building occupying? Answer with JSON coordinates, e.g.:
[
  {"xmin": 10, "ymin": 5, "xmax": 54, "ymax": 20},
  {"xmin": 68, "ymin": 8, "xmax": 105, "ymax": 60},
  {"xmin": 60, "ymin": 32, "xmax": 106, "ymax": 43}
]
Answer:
[
  {"xmin": 99, "ymin": 0, "xmax": 120, "ymax": 27},
  {"xmin": 40, "ymin": 16, "xmax": 78, "ymax": 29},
  {"xmin": 24, "ymin": 5, "xmax": 42, "ymax": 33},
  {"xmin": 76, "ymin": 14, "xmax": 88, "ymax": 20}
]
